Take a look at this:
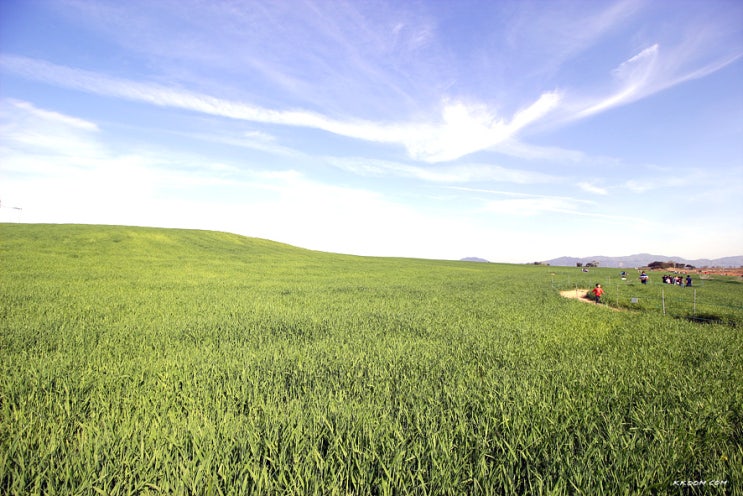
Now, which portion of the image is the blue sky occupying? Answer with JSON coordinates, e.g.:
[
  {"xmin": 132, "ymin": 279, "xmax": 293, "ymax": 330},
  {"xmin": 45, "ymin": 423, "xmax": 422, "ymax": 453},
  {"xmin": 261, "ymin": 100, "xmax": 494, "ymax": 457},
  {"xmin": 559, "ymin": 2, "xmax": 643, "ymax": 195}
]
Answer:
[{"xmin": 1, "ymin": 0, "xmax": 741, "ymax": 262}]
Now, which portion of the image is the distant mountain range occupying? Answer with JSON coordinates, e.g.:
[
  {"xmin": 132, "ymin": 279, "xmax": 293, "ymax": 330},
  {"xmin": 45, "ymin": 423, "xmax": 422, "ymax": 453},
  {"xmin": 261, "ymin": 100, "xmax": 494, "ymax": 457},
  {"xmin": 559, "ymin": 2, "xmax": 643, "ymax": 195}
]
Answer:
[{"xmin": 542, "ymin": 254, "xmax": 743, "ymax": 268}]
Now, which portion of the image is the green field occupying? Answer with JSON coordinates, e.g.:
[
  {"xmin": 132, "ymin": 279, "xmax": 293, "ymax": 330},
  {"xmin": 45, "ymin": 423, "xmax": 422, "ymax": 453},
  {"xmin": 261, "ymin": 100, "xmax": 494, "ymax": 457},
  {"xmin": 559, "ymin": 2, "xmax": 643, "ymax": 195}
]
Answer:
[{"xmin": 1, "ymin": 224, "xmax": 741, "ymax": 495}]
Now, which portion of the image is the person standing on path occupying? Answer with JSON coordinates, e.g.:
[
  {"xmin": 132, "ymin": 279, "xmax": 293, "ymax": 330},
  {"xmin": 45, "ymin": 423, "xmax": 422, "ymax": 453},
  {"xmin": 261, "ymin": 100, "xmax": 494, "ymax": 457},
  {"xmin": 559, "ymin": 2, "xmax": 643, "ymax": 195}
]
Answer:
[{"xmin": 592, "ymin": 283, "xmax": 604, "ymax": 304}]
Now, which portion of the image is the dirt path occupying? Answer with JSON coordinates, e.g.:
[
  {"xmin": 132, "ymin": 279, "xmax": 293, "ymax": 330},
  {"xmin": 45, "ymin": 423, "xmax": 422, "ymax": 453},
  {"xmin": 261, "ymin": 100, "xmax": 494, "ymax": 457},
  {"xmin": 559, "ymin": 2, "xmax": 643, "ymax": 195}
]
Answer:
[
  {"xmin": 559, "ymin": 289, "xmax": 622, "ymax": 311},
  {"xmin": 560, "ymin": 289, "xmax": 592, "ymax": 301}
]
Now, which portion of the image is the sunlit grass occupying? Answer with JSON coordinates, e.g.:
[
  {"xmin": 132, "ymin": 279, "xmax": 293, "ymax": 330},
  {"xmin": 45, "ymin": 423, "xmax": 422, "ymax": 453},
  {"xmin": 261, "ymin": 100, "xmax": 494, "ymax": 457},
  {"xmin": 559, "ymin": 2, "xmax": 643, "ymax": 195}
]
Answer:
[{"xmin": 1, "ymin": 224, "xmax": 741, "ymax": 494}]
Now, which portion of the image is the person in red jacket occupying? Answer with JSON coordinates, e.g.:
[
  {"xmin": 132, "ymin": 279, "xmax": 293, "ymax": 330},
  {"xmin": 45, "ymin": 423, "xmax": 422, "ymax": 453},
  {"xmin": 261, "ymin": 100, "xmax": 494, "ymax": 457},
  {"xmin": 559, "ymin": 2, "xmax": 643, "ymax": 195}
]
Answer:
[{"xmin": 592, "ymin": 283, "xmax": 604, "ymax": 304}]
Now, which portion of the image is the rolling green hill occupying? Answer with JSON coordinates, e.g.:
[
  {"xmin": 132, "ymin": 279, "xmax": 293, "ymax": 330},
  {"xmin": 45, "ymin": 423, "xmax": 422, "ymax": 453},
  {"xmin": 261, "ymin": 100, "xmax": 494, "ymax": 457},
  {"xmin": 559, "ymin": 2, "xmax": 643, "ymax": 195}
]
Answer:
[{"xmin": 1, "ymin": 223, "xmax": 741, "ymax": 494}]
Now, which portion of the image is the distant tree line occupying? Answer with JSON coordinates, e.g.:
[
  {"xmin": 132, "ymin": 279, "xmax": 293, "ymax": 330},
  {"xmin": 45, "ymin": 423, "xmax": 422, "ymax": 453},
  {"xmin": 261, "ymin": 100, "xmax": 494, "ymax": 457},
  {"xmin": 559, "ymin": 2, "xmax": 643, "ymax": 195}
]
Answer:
[{"xmin": 647, "ymin": 261, "xmax": 695, "ymax": 270}]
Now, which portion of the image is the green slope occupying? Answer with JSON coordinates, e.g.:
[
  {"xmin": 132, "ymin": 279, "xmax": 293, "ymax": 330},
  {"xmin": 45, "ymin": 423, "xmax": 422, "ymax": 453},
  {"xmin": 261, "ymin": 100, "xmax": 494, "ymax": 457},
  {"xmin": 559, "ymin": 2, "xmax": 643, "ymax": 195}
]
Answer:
[
  {"xmin": 0, "ymin": 223, "xmax": 324, "ymax": 263},
  {"xmin": 1, "ymin": 223, "xmax": 741, "ymax": 495}
]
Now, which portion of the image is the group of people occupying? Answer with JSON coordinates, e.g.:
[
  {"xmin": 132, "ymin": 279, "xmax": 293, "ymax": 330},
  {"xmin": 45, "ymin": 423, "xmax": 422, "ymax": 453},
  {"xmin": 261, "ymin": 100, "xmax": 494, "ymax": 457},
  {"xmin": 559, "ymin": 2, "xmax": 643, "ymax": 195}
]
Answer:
[
  {"xmin": 591, "ymin": 271, "xmax": 695, "ymax": 305},
  {"xmin": 639, "ymin": 271, "xmax": 692, "ymax": 286},
  {"xmin": 663, "ymin": 274, "xmax": 692, "ymax": 287}
]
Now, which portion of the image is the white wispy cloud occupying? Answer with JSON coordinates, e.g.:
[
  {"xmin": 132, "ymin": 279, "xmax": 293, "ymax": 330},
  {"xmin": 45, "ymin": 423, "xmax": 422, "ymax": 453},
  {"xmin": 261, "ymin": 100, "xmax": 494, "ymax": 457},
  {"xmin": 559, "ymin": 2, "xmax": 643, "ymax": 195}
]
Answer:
[
  {"xmin": 451, "ymin": 186, "xmax": 651, "ymax": 225},
  {"xmin": 1, "ymin": 97, "xmax": 261, "ymax": 191},
  {"xmin": 577, "ymin": 181, "xmax": 609, "ymax": 195},
  {"xmin": 7, "ymin": 99, "xmax": 99, "ymax": 131},
  {"xmin": 624, "ymin": 179, "xmax": 653, "ymax": 194},
  {"xmin": 0, "ymin": 55, "xmax": 559, "ymax": 163},
  {"xmin": 326, "ymin": 157, "xmax": 555, "ymax": 184},
  {"xmin": 495, "ymin": 139, "xmax": 586, "ymax": 163},
  {"xmin": 0, "ymin": 99, "xmax": 105, "ymax": 169},
  {"xmin": 452, "ymin": 186, "xmax": 594, "ymax": 215},
  {"xmin": 623, "ymin": 167, "xmax": 727, "ymax": 195},
  {"xmin": 482, "ymin": 197, "xmax": 585, "ymax": 217},
  {"xmin": 237, "ymin": 130, "xmax": 303, "ymax": 157},
  {"xmin": 576, "ymin": 44, "xmax": 660, "ymax": 118},
  {"xmin": 482, "ymin": 197, "xmax": 649, "ymax": 224},
  {"xmin": 572, "ymin": 38, "xmax": 742, "ymax": 120}
]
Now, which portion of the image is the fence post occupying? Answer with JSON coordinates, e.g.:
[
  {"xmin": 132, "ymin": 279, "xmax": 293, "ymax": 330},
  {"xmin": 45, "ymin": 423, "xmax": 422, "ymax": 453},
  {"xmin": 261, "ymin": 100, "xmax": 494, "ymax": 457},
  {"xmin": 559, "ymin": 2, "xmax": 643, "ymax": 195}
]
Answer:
[
  {"xmin": 662, "ymin": 289, "xmax": 666, "ymax": 316},
  {"xmin": 693, "ymin": 289, "xmax": 696, "ymax": 316}
]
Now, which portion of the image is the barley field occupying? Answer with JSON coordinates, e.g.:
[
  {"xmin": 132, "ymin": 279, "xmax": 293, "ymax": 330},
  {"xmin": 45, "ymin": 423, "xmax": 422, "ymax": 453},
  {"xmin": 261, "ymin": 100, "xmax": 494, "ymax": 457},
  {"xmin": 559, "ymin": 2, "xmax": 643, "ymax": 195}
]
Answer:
[{"xmin": 1, "ymin": 224, "xmax": 741, "ymax": 495}]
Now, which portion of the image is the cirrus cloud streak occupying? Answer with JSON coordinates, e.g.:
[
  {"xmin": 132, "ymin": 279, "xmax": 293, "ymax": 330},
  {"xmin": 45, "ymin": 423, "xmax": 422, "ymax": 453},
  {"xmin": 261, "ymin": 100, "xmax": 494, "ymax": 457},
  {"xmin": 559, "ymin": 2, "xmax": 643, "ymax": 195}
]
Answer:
[{"xmin": 0, "ymin": 55, "xmax": 560, "ymax": 163}]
